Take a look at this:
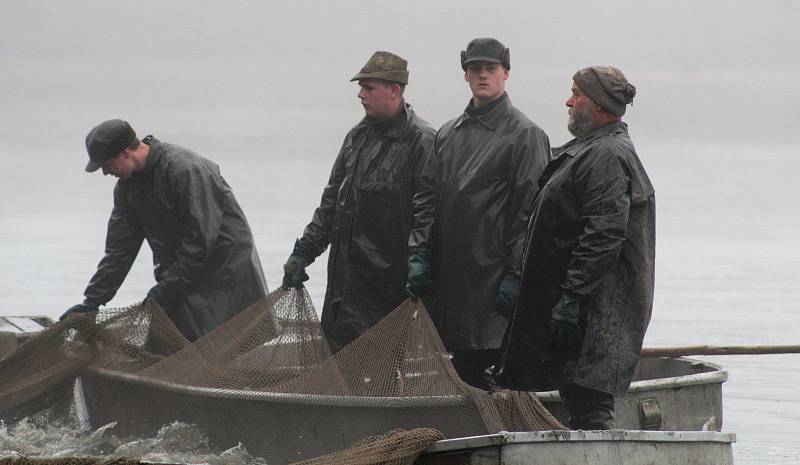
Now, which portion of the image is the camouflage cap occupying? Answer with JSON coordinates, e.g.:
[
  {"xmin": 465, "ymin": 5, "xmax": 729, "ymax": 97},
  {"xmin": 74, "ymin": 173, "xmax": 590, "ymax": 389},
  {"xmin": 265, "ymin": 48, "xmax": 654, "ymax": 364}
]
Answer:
[
  {"xmin": 461, "ymin": 37, "xmax": 510, "ymax": 71},
  {"xmin": 350, "ymin": 51, "xmax": 409, "ymax": 85},
  {"xmin": 84, "ymin": 119, "xmax": 137, "ymax": 172}
]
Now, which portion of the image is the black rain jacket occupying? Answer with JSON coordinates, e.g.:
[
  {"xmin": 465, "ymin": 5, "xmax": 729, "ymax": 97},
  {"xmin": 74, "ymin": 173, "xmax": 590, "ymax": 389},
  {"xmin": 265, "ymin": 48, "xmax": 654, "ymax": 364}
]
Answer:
[
  {"xmin": 498, "ymin": 121, "xmax": 655, "ymax": 396},
  {"xmin": 295, "ymin": 103, "xmax": 435, "ymax": 351},
  {"xmin": 408, "ymin": 94, "xmax": 550, "ymax": 350},
  {"xmin": 84, "ymin": 136, "xmax": 268, "ymax": 340}
]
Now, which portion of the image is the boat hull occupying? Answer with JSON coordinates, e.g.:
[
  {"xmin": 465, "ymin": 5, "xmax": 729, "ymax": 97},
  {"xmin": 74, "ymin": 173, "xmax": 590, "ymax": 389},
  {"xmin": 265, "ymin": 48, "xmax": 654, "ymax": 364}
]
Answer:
[
  {"xmin": 79, "ymin": 357, "xmax": 727, "ymax": 462},
  {"xmin": 80, "ymin": 368, "xmax": 487, "ymax": 464}
]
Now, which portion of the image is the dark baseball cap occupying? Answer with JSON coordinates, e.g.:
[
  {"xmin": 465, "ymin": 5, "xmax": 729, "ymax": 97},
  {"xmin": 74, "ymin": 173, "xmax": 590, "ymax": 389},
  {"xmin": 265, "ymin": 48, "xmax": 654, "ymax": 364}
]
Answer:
[{"xmin": 84, "ymin": 119, "xmax": 137, "ymax": 172}]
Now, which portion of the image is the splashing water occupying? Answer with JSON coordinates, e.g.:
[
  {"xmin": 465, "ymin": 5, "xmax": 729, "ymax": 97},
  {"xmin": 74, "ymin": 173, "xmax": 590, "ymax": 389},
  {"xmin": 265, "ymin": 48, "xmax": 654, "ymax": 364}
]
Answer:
[{"xmin": 0, "ymin": 419, "xmax": 267, "ymax": 465}]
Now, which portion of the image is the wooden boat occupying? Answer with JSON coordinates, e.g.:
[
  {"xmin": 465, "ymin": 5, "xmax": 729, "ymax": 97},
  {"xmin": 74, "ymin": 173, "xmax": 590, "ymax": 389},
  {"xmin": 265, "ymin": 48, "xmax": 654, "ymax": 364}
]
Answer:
[{"xmin": 77, "ymin": 356, "xmax": 731, "ymax": 464}]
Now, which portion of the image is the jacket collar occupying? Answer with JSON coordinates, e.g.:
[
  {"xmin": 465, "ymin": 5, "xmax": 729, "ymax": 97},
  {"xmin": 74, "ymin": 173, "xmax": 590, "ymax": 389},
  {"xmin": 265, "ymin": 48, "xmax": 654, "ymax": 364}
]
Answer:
[
  {"xmin": 454, "ymin": 92, "xmax": 510, "ymax": 131},
  {"xmin": 355, "ymin": 101, "xmax": 413, "ymax": 139},
  {"xmin": 555, "ymin": 121, "xmax": 628, "ymax": 159},
  {"xmin": 138, "ymin": 135, "xmax": 162, "ymax": 175}
]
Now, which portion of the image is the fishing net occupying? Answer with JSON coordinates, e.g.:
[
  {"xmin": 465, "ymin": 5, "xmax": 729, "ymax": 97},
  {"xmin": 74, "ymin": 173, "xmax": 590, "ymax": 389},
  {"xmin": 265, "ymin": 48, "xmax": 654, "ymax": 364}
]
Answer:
[
  {"xmin": 0, "ymin": 288, "xmax": 563, "ymax": 464},
  {"xmin": 289, "ymin": 428, "xmax": 444, "ymax": 465}
]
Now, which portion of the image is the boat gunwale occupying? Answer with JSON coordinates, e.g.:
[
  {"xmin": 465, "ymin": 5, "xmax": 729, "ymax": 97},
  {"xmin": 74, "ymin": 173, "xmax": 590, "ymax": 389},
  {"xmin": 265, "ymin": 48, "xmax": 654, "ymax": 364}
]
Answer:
[
  {"xmin": 83, "ymin": 367, "xmax": 470, "ymax": 408},
  {"xmin": 535, "ymin": 357, "xmax": 728, "ymax": 401},
  {"xmin": 84, "ymin": 356, "xmax": 726, "ymax": 409},
  {"xmin": 423, "ymin": 430, "xmax": 737, "ymax": 454}
]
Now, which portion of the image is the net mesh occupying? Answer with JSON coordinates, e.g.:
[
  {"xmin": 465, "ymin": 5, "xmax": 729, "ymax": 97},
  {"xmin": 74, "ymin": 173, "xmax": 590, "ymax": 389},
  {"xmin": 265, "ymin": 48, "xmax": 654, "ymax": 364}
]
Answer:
[
  {"xmin": 289, "ymin": 428, "xmax": 444, "ymax": 465},
  {"xmin": 0, "ymin": 288, "xmax": 564, "ymax": 464}
]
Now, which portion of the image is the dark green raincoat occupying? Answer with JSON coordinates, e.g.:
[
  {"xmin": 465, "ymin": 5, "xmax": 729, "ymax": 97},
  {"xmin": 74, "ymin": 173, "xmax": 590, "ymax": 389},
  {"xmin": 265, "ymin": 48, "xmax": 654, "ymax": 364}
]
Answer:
[
  {"xmin": 409, "ymin": 94, "xmax": 550, "ymax": 350},
  {"xmin": 84, "ymin": 136, "xmax": 268, "ymax": 341},
  {"xmin": 498, "ymin": 121, "xmax": 655, "ymax": 396},
  {"xmin": 295, "ymin": 103, "xmax": 435, "ymax": 351}
]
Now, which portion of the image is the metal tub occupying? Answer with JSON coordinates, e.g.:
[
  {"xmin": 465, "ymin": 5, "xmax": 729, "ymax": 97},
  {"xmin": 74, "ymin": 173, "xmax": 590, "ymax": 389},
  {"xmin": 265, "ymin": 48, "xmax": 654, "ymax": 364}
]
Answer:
[{"xmin": 417, "ymin": 430, "xmax": 735, "ymax": 465}]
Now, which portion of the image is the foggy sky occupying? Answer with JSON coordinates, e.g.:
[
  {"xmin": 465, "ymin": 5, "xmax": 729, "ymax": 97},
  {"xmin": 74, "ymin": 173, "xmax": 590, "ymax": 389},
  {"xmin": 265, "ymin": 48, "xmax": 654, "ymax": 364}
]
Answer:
[{"xmin": 1, "ymin": 0, "xmax": 799, "ymax": 148}]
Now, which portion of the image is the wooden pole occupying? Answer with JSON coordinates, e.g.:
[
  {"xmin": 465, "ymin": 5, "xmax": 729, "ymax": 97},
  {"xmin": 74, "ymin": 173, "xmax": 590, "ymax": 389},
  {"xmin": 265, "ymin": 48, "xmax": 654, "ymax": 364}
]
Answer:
[{"xmin": 641, "ymin": 344, "xmax": 800, "ymax": 358}]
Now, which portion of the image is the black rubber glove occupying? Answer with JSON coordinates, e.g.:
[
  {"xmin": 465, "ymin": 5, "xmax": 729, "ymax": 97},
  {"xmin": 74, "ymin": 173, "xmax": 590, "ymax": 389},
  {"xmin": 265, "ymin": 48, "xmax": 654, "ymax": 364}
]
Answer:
[
  {"xmin": 405, "ymin": 248, "xmax": 432, "ymax": 300},
  {"xmin": 550, "ymin": 292, "xmax": 583, "ymax": 352},
  {"xmin": 60, "ymin": 302, "xmax": 99, "ymax": 321},
  {"xmin": 495, "ymin": 272, "xmax": 520, "ymax": 317},
  {"xmin": 282, "ymin": 255, "xmax": 309, "ymax": 289},
  {"xmin": 146, "ymin": 281, "xmax": 180, "ymax": 309}
]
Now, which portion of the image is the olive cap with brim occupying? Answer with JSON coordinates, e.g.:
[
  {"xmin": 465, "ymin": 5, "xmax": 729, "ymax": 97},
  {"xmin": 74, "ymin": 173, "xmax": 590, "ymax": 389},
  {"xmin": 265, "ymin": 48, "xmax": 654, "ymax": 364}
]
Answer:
[
  {"xmin": 350, "ymin": 51, "xmax": 409, "ymax": 85},
  {"xmin": 85, "ymin": 119, "xmax": 137, "ymax": 172},
  {"xmin": 461, "ymin": 37, "xmax": 510, "ymax": 70}
]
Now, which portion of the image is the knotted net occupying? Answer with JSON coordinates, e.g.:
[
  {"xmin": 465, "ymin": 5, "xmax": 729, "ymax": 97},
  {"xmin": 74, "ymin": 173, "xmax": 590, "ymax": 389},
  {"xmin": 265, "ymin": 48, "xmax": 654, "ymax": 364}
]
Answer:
[{"xmin": 0, "ymin": 289, "xmax": 563, "ymax": 464}]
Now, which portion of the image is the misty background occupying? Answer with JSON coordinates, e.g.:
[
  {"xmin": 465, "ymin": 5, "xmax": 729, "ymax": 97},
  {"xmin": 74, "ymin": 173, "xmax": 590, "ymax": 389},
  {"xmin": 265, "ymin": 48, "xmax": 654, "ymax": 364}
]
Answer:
[
  {"xmin": 3, "ymin": 1, "xmax": 799, "ymax": 146},
  {"xmin": 1, "ymin": 1, "xmax": 799, "ymax": 464}
]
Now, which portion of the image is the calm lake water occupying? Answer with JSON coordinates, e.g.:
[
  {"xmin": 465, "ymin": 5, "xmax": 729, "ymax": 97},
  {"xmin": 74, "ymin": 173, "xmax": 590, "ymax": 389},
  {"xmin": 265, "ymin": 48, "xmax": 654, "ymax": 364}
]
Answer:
[{"xmin": 1, "ymin": 129, "xmax": 799, "ymax": 463}]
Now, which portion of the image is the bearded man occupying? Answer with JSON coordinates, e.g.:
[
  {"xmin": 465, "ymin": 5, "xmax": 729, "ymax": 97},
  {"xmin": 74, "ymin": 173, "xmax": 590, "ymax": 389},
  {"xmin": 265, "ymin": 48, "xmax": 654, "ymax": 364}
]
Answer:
[{"xmin": 495, "ymin": 66, "xmax": 655, "ymax": 430}]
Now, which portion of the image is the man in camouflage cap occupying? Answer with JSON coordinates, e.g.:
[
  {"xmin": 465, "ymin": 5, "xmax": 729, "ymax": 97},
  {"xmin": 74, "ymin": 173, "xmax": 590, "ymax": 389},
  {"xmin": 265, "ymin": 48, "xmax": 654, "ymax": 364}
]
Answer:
[
  {"xmin": 282, "ymin": 51, "xmax": 435, "ymax": 352},
  {"xmin": 496, "ymin": 66, "xmax": 654, "ymax": 430},
  {"xmin": 61, "ymin": 119, "xmax": 268, "ymax": 341},
  {"xmin": 406, "ymin": 38, "xmax": 551, "ymax": 389},
  {"xmin": 351, "ymin": 50, "xmax": 409, "ymax": 85}
]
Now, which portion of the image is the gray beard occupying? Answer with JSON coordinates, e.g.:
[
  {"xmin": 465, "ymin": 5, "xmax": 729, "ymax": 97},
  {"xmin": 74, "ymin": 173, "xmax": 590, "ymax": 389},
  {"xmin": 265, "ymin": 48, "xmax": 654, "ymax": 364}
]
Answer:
[{"xmin": 567, "ymin": 107, "xmax": 595, "ymax": 138}]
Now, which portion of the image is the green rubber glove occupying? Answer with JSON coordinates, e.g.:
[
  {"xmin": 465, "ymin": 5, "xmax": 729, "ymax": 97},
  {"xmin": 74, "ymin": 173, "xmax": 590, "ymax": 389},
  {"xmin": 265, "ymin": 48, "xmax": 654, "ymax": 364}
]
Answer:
[
  {"xmin": 405, "ymin": 248, "xmax": 432, "ymax": 300},
  {"xmin": 550, "ymin": 292, "xmax": 583, "ymax": 352},
  {"xmin": 495, "ymin": 272, "xmax": 520, "ymax": 317},
  {"xmin": 60, "ymin": 302, "xmax": 99, "ymax": 321},
  {"xmin": 282, "ymin": 255, "xmax": 309, "ymax": 289}
]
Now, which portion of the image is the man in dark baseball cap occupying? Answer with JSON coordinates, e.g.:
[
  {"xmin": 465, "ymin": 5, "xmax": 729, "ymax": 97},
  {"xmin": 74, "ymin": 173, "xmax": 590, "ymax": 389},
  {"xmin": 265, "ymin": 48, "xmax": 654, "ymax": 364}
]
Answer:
[
  {"xmin": 406, "ymin": 38, "xmax": 551, "ymax": 390},
  {"xmin": 62, "ymin": 119, "xmax": 268, "ymax": 342},
  {"xmin": 282, "ymin": 50, "xmax": 435, "ymax": 353},
  {"xmin": 84, "ymin": 119, "xmax": 137, "ymax": 173}
]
